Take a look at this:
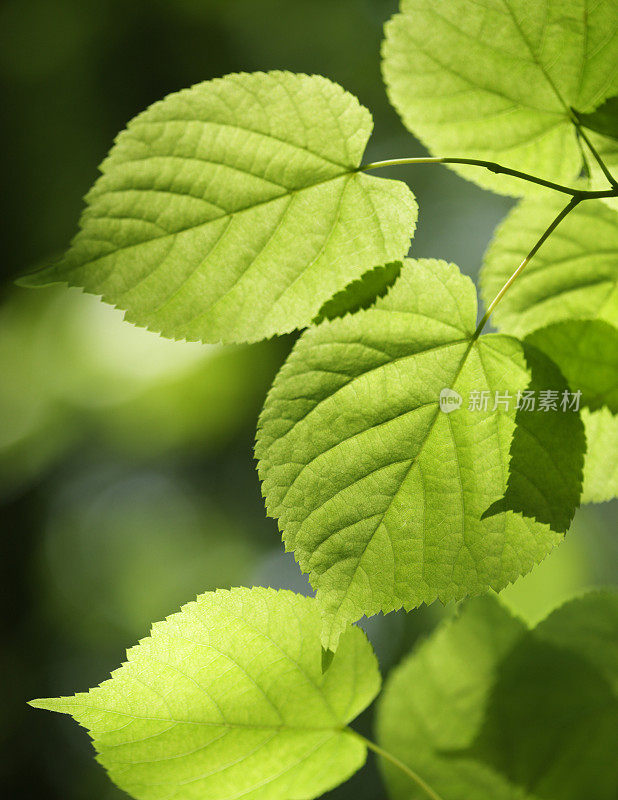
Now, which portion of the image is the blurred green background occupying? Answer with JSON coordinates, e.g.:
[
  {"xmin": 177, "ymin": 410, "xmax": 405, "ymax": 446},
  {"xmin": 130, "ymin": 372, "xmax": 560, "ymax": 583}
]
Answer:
[{"xmin": 1, "ymin": 2, "xmax": 616, "ymax": 798}]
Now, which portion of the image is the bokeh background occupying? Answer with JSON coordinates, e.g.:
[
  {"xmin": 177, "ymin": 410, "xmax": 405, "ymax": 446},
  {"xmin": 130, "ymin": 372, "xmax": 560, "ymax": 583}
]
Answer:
[{"xmin": 1, "ymin": 2, "xmax": 616, "ymax": 798}]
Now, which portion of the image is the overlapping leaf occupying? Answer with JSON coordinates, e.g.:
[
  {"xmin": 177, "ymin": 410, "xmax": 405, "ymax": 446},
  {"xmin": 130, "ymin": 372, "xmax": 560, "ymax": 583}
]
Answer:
[
  {"xmin": 377, "ymin": 591, "xmax": 618, "ymax": 800},
  {"xmin": 581, "ymin": 408, "xmax": 618, "ymax": 504},
  {"xmin": 574, "ymin": 94, "xmax": 618, "ymax": 212},
  {"xmin": 257, "ymin": 259, "xmax": 581, "ymax": 650},
  {"xmin": 574, "ymin": 96, "xmax": 618, "ymax": 141},
  {"xmin": 30, "ymin": 587, "xmax": 380, "ymax": 800},
  {"xmin": 382, "ymin": 0, "xmax": 618, "ymax": 195},
  {"xmin": 20, "ymin": 71, "xmax": 416, "ymax": 344},
  {"xmin": 526, "ymin": 320, "xmax": 618, "ymax": 414},
  {"xmin": 481, "ymin": 196, "xmax": 618, "ymax": 502},
  {"xmin": 482, "ymin": 343, "xmax": 585, "ymax": 532},
  {"xmin": 313, "ymin": 262, "xmax": 402, "ymax": 324},
  {"xmin": 481, "ymin": 197, "xmax": 618, "ymax": 336}
]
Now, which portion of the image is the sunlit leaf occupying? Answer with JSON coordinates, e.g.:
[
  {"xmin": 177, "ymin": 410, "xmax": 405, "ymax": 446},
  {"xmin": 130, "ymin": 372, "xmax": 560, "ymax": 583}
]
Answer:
[
  {"xmin": 383, "ymin": 0, "xmax": 618, "ymax": 195},
  {"xmin": 582, "ymin": 408, "xmax": 618, "ymax": 504},
  {"xmin": 257, "ymin": 259, "xmax": 580, "ymax": 649},
  {"xmin": 525, "ymin": 320, "xmax": 618, "ymax": 413},
  {"xmin": 30, "ymin": 587, "xmax": 380, "ymax": 800},
  {"xmin": 21, "ymin": 72, "xmax": 416, "ymax": 344},
  {"xmin": 481, "ymin": 197, "xmax": 618, "ymax": 501},
  {"xmin": 481, "ymin": 198, "xmax": 618, "ymax": 337}
]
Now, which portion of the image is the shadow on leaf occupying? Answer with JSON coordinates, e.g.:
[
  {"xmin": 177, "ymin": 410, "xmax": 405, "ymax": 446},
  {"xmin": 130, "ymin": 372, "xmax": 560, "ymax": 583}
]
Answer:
[
  {"xmin": 482, "ymin": 343, "xmax": 585, "ymax": 533},
  {"xmin": 441, "ymin": 633, "xmax": 618, "ymax": 800}
]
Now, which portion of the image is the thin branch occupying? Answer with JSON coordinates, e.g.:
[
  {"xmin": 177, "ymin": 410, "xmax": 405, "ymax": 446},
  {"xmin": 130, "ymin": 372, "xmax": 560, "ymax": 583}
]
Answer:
[
  {"xmin": 473, "ymin": 196, "xmax": 581, "ymax": 339},
  {"xmin": 570, "ymin": 109, "xmax": 618, "ymax": 189},
  {"xmin": 353, "ymin": 732, "xmax": 445, "ymax": 800},
  {"xmin": 360, "ymin": 157, "xmax": 618, "ymax": 198},
  {"xmin": 575, "ymin": 128, "xmax": 592, "ymax": 181}
]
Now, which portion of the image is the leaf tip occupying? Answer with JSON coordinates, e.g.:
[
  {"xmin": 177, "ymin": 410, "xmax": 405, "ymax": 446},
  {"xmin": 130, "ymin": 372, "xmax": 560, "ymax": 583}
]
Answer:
[
  {"xmin": 15, "ymin": 258, "xmax": 65, "ymax": 288},
  {"xmin": 28, "ymin": 696, "xmax": 69, "ymax": 713}
]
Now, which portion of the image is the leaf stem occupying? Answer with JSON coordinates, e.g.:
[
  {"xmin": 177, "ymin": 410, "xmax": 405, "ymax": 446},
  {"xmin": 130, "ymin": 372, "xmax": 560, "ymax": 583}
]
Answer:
[
  {"xmin": 575, "ymin": 129, "xmax": 592, "ymax": 181},
  {"xmin": 473, "ymin": 196, "xmax": 581, "ymax": 339},
  {"xmin": 569, "ymin": 113, "xmax": 618, "ymax": 189},
  {"xmin": 353, "ymin": 732, "xmax": 445, "ymax": 800},
  {"xmin": 360, "ymin": 157, "xmax": 618, "ymax": 198}
]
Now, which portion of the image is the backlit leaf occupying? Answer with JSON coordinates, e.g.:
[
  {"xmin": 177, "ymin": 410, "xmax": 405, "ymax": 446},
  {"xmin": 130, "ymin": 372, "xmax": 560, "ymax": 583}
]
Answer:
[
  {"xmin": 30, "ymin": 587, "xmax": 380, "ymax": 800},
  {"xmin": 480, "ymin": 197, "xmax": 618, "ymax": 337},
  {"xmin": 481, "ymin": 197, "xmax": 618, "ymax": 502},
  {"xmin": 482, "ymin": 342, "xmax": 584, "ymax": 531},
  {"xmin": 525, "ymin": 320, "xmax": 618, "ymax": 413},
  {"xmin": 582, "ymin": 408, "xmax": 618, "ymax": 504},
  {"xmin": 21, "ymin": 72, "xmax": 416, "ymax": 344},
  {"xmin": 257, "ymin": 259, "xmax": 579, "ymax": 649},
  {"xmin": 382, "ymin": 0, "xmax": 618, "ymax": 195}
]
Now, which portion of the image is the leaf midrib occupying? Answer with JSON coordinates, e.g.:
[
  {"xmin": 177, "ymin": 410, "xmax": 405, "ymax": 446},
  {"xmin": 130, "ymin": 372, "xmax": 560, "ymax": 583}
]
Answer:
[
  {"xmin": 266, "ymin": 335, "xmax": 471, "ymax": 513},
  {"xmin": 319, "ymin": 337, "xmax": 477, "ymax": 638},
  {"xmin": 33, "ymin": 700, "xmax": 347, "ymax": 733},
  {"xmin": 38, "ymin": 170, "xmax": 362, "ymax": 283}
]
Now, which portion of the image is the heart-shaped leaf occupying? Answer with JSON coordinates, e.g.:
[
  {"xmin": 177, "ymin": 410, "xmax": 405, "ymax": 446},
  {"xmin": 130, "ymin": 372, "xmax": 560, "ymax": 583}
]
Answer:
[
  {"xmin": 21, "ymin": 72, "xmax": 416, "ymax": 344},
  {"xmin": 383, "ymin": 0, "xmax": 618, "ymax": 195},
  {"xmin": 30, "ymin": 587, "xmax": 380, "ymax": 800},
  {"xmin": 257, "ymin": 260, "xmax": 583, "ymax": 649}
]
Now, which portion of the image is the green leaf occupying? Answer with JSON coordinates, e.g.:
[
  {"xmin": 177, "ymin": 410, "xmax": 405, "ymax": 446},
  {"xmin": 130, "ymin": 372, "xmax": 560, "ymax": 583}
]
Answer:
[
  {"xmin": 313, "ymin": 261, "xmax": 402, "ymax": 324},
  {"xmin": 377, "ymin": 596, "xmax": 528, "ymax": 800},
  {"xmin": 256, "ymin": 259, "xmax": 574, "ymax": 650},
  {"xmin": 382, "ymin": 0, "xmax": 618, "ymax": 196},
  {"xmin": 481, "ymin": 197, "xmax": 618, "ymax": 337},
  {"xmin": 525, "ymin": 320, "xmax": 618, "ymax": 413},
  {"xmin": 582, "ymin": 407, "xmax": 618, "ymax": 504},
  {"xmin": 481, "ymin": 197, "xmax": 618, "ymax": 502},
  {"xmin": 533, "ymin": 590, "xmax": 618, "ymax": 690},
  {"xmin": 574, "ymin": 95, "xmax": 618, "ymax": 141},
  {"xmin": 30, "ymin": 587, "xmax": 380, "ymax": 800},
  {"xmin": 482, "ymin": 343, "xmax": 584, "ymax": 531},
  {"xmin": 377, "ymin": 591, "xmax": 618, "ymax": 800},
  {"xmin": 465, "ymin": 595, "xmax": 618, "ymax": 800},
  {"xmin": 20, "ymin": 71, "xmax": 416, "ymax": 344}
]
